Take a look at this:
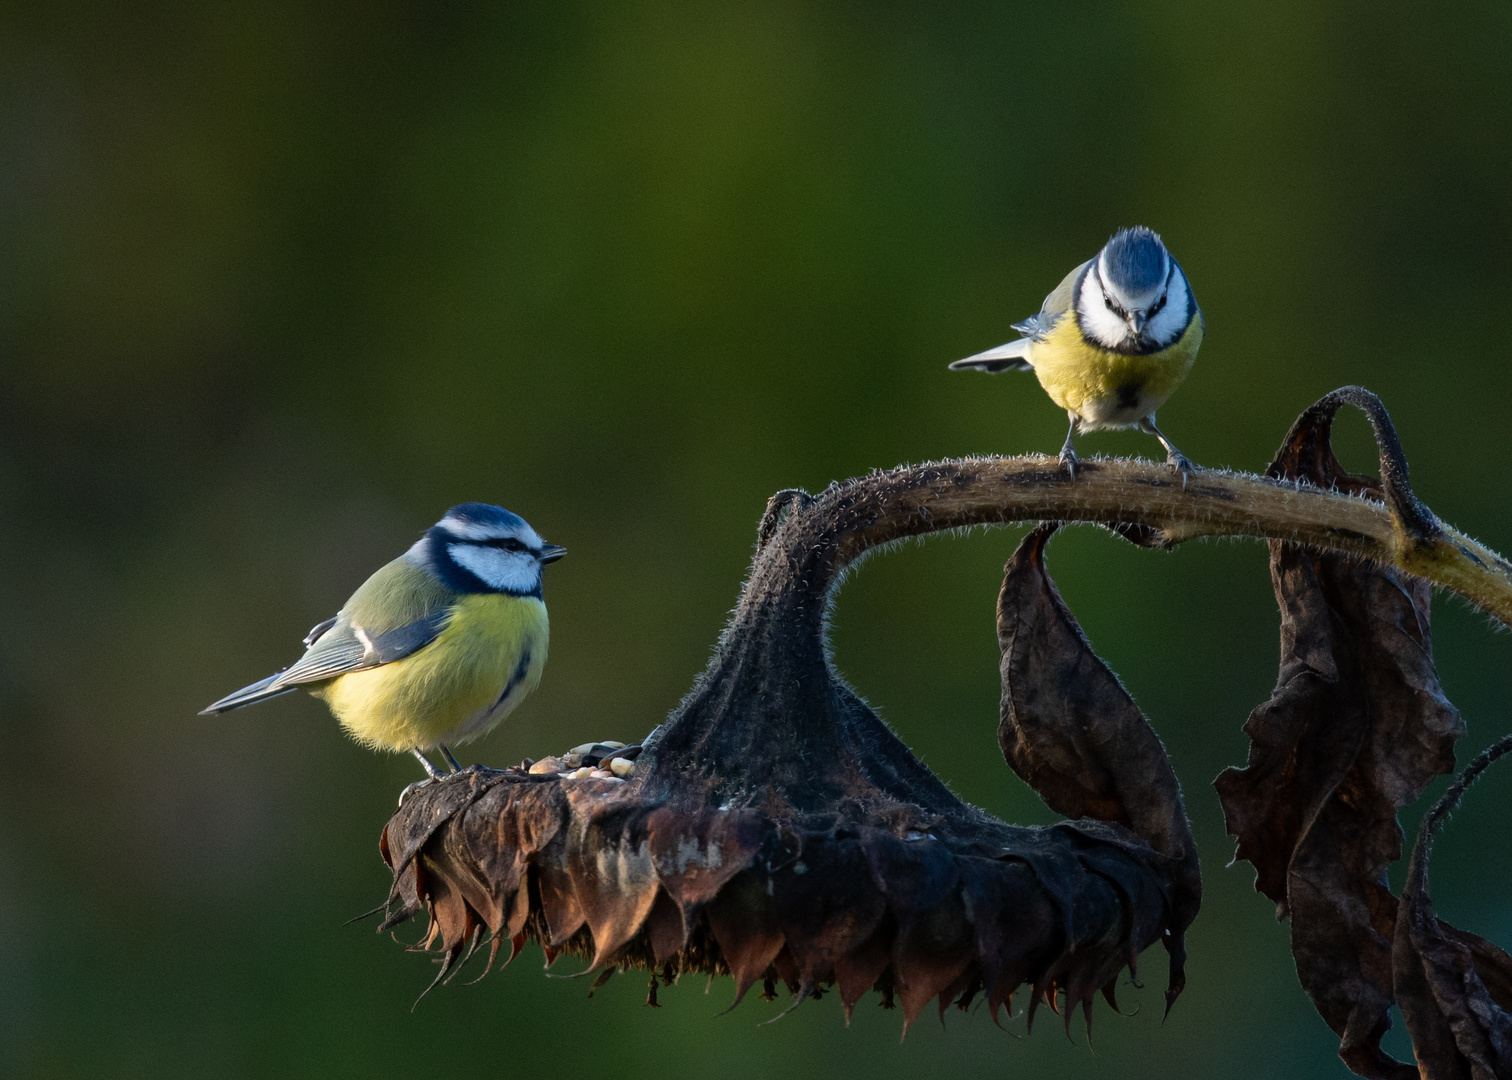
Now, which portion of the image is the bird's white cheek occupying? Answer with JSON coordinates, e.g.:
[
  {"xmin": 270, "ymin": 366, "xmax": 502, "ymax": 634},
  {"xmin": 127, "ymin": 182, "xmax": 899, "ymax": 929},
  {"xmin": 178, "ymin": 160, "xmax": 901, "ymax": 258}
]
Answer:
[
  {"xmin": 1077, "ymin": 274, "xmax": 1130, "ymax": 348},
  {"xmin": 1145, "ymin": 271, "xmax": 1190, "ymax": 347},
  {"xmin": 447, "ymin": 544, "xmax": 541, "ymax": 593}
]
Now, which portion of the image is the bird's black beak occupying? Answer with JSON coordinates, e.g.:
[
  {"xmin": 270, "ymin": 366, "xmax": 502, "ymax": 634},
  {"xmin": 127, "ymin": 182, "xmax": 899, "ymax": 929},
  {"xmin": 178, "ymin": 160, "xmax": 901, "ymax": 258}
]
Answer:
[{"xmin": 539, "ymin": 544, "xmax": 567, "ymax": 564}]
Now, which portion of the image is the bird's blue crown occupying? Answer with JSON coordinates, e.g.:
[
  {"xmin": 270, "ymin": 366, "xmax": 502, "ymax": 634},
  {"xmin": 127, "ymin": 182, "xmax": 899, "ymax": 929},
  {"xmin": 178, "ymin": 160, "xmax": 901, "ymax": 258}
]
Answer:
[
  {"xmin": 418, "ymin": 502, "xmax": 550, "ymax": 596},
  {"xmin": 1101, "ymin": 227, "xmax": 1169, "ymax": 295},
  {"xmin": 440, "ymin": 502, "xmax": 530, "ymax": 534}
]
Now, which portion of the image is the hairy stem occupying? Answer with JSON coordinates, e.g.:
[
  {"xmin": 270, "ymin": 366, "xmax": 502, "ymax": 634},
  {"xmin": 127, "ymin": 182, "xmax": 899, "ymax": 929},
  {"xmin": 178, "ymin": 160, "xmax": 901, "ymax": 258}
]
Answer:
[
  {"xmin": 653, "ymin": 388, "xmax": 1509, "ymax": 817},
  {"xmin": 752, "ymin": 455, "xmax": 1512, "ymax": 626}
]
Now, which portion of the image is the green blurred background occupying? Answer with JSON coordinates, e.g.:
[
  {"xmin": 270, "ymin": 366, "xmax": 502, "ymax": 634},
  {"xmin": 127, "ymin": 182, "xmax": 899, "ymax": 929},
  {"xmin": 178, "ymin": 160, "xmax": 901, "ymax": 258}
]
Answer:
[{"xmin": 3, "ymin": 2, "xmax": 1511, "ymax": 1077}]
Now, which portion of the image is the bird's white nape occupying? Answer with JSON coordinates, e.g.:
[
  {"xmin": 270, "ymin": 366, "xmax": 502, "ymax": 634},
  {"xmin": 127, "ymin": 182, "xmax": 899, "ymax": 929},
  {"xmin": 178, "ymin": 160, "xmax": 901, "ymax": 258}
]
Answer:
[{"xmin": 446, "ymin": 543, "xmax": 542, "ymax": 594}]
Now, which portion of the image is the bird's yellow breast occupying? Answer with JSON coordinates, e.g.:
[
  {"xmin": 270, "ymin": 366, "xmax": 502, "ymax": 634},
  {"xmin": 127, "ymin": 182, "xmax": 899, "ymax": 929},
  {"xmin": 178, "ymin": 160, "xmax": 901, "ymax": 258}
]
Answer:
[
  {"xmin": 1031, "ymin": 311, "xmax": 1204, "ymax": 429},
  {"xmin": 313, "ymin": 593, "xmax": 549, "ymax": 752}
]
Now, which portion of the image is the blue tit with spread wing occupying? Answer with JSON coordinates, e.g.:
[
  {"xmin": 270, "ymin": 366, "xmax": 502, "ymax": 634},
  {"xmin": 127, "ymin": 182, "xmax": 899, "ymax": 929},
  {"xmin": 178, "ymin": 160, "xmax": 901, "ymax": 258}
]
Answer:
[
  {"xmin": 950, "ymin": 226, "xmax": 1204, "ymax": 481},
  {"xmin": 201, "ymin": 503, "xmax": 565, "ymax": 778}
]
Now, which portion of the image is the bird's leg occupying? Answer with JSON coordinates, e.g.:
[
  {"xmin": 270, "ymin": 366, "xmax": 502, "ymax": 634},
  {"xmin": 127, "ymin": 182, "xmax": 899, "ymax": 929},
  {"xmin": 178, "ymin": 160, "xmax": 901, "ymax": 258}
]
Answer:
[
  {"xmin": 1059, "ymin": 411, "xmax": 1080, "ymax": 478},
  {"xmin": 399, "ymin": 749, "xmax": 447, "ymax": 807},
  {"xmin": 411, "ymin": 748, "xmax": 445, "ymax": 779},
  {"xmin": 1139, "ymin": 415, "xmax": 1195, "ymax": 488},
  {"xmin": 440, "ymin": 745, "xmax": 464, "ymax": 773}
]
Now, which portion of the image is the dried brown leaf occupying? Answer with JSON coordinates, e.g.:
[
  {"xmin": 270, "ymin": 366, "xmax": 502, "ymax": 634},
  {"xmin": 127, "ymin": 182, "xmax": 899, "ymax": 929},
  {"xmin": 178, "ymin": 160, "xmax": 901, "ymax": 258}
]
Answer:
[
  {"xmin": 1215, "ymin": 390, "xmax": 1465, "ymax": 1079},
  {"xmin": 565, "ymin": 801, "xmax": 661, "ymax": 971},
  {"xmin": 535, "ymin": 853, "xmax": 584, "ymax": 947},
  {"xmin": 704, "ymin": 869, "xmax": 786, "ymax": 1007},
  {"xmin": 1394, "ymin": 737, "xmax": 1512, "ymax": 1080},
  {"xmin": 892, "ymin": 888, "xmax": 974, "ymax": 1032},
  {"xmin": 772, "ymin": 835, "xmax": 888, "ymax": 990},
  {"xmin": 835, "ymin": 923, "xmax": 894, "ymax": 1020},
  {"xmin": 956, "ymin": 855, "xmax": 1058, "ymax": 1024},
  {"xmin": 641, "ymin": 891, "xmax": 687, "ymax": 965},
  {"xmin": 997, "ymin": 523, "xmax": 1195, "ymax": 863},
  {"xmin": 997, "ymin": 523, "xmax": 1201, "ymax": 1009},
  {"xmin": 646, "ymin": 807, "xmax": 764, "ymax": 932}
]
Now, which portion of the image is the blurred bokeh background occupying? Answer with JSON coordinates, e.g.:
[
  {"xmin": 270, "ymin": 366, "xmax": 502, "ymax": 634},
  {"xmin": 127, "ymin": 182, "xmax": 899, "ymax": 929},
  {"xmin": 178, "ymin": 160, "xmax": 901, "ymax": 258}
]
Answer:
[{"xmin": 3, "ymin": 2, "xmax": 1511, "ymax": 1077}]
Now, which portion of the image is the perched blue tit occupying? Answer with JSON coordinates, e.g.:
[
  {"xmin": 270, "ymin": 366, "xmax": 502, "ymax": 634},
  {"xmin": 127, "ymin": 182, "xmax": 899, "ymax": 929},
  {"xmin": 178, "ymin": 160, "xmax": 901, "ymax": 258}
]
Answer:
[
  {"xmin": 201, "ymin": 503, "xmax": 565, "ymax": 779},
  {"xmin": 950, "ymin": 226, "xmax": 1203, "ymax": 480}
]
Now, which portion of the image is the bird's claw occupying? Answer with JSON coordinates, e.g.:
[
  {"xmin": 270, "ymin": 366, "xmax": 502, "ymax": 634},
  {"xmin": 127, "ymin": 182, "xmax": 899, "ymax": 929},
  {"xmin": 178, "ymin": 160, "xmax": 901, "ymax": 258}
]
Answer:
[
  {"xmin": 1059, "ymin": 448, "xmax": 1080, "ymax": 479},
  {"xmin": 398, "ymin": 779, "xmax": 433, "ymax": 808},
  {"xmin": 398, "ymin": 764, "xmax": 489, "ymax": 807},
  {"xmin": 1168, "ymin": 453, "xmax": 1196, "ymax": 490}
]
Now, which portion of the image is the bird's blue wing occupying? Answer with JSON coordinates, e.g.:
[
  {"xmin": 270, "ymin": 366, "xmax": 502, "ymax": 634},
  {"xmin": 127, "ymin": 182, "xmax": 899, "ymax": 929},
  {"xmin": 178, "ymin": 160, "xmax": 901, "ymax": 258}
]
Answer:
[
  {"xmin": 1012, "ymin": 258, "xmax": 1092, "ymax": 340},
  {"xmin": 271, "ymin": 607, "xmax": 454, "ymax": 687},
  {"xmin": 952, "ymin": 258, "xmax": 1093, "ymax": 372},
  {"xmin": 200, "ymin": 608, "xmax": 453, "ymax": 714},
  {"xmin": 201, "ymin": 555, "xmax": 462, "ymax": 715},
  {"xmin": 303, "ymin": 615, "xmax": 338, "ymax": 647},
  {"xmin": 1010, "ymin": 313, "xmax": 1048, "ymax": 338}
]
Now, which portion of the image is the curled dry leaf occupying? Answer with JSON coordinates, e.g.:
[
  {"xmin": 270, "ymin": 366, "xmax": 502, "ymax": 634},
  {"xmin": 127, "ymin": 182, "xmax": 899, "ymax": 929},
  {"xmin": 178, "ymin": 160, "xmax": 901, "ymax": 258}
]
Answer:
[
  {"xmin": 378, "ymin": 464, "xmax": 1199, "ymax": 1036},
  {"xmin": 1215, "ymin": 388, "xmax": 1465, "ymax": 1080},
  {"xmin": 1393, "ymin": 735, "xmax": 1512, "ymax": 1080},
  {"xmin": 997, "ymin": 522, "xmax": 1201, "ymax": 1014}
]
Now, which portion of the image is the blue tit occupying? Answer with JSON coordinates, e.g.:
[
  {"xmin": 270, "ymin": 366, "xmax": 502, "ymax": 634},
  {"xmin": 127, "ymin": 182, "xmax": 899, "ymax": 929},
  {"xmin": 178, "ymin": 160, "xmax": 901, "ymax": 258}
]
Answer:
[
  {"xmin": 201, "ymin": 503, "xmax": 565, "ymax": 778},
  {"xmin": 950, "ymin": 226, "xmax": 1203, "ymax": 481}
]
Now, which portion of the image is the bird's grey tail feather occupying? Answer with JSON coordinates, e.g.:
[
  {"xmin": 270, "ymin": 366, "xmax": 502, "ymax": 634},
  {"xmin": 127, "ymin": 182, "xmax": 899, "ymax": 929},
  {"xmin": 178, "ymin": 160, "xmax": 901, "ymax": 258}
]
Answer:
[
  {"xmin": 200, "ymin": 673, "xmax": 297, "ymax": 715},
  {"xmin": 948, "ymin": 337, "xmax": 1034, "ymax": 373},
  {"xmin": 949, "ymin": 356, "xmax": 1032, "ymax": 373}
]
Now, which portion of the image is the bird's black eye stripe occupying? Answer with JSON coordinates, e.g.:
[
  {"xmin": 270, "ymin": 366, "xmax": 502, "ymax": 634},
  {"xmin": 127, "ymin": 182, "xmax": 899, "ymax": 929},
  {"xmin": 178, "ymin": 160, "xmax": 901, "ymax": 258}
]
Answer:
[{"xmin": 484, "ymin": 536, "xmax": 528, "ymax": 551}]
